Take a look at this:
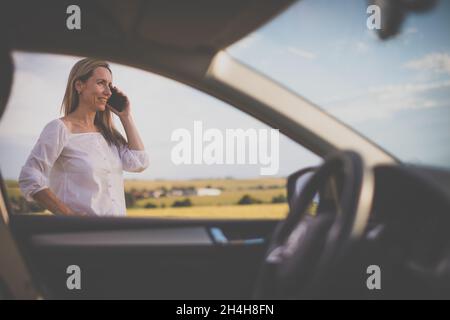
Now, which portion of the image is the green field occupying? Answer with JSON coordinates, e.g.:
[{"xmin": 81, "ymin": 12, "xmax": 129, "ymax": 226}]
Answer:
[
  {"xmin": 6, "ymin": 177, "xmax": 289, "ymax": 219},
  {"xmin": 136, "ymin": 189, "xmax": 286, "ymax": 208},
  {"xmin": 5, "ymin": 187, "xmax": 21, "ymax": 199},
  {"xmin": 128, "ymin": 177, "xmax": 287, "ymax": 219},
  {"xmin": 124, "ymin": 178, "xmax": 286, "ymax": 192}
]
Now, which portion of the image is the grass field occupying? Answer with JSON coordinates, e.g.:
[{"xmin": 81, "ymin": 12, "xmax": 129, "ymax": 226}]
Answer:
[
  {"xmin": 127, "ymin": 203, "xmax": 288, "ymax": 219},
  {"xmin": 136, "ymin": 189, "xmax": 286, "ymax": 208},
  {"xmin": 6, "ymin": 177, "xmax": 289, "ymax": 219},
  {"xmin": 5, "ymin": 187, "xmax": 21, "ymax": 199},
  {"xmin": 124, "ymin": 178, "xmax": 286, "ymax": 192},
  {"xmin": 21, "ymin": 203, "xmax": 288, "ymax": 219},
  {"xmin": 5, "ymin": 180, "xmax": 19, "ymax": 188},
  {"xmin": 7, "ymin": 185, "xmax": 287, "ymax": 207},
  {"xmin": 127, "ymin": 177, "xmax": 287, "ymax": 210}
]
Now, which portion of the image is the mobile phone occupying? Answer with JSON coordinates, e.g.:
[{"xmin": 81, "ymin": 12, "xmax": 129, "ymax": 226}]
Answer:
[{"xmin": 107, "ymin": 85, "xmax": 127, "ymax": 112}]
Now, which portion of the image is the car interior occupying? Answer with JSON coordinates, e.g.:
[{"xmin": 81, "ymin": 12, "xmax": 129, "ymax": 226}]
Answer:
[{"xmin": 1, "ymin": 0, "xmax": 450, "ymax": 299}]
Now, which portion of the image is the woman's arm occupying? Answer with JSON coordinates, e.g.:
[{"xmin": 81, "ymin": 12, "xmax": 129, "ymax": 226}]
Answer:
[
  {"xmin": 18, "ymin": 119, "xmax": 80, "ymax": 215},
  {"xmin": 116, "ymin": 115, "xmax": 149, "ymax": 172},
  {"xmin": 106, "ymin": 87, "xmax": 149, "ymax": 172},
  {"xmin": 120, "ymin": 114, "xmax": 145, "ymax": 151},
  {"xmin": 32, "ymin": 188, "xmax": 78, "ymax": 216}
]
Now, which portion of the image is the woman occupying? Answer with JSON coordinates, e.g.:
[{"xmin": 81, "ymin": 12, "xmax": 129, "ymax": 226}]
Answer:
[{"xmin": 18, "ymin": 58, "xmax": 149, "ymax": 217}]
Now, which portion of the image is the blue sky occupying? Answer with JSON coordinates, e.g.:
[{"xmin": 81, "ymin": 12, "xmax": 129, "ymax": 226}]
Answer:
[
  {"xmin": 1, "ymin": 0, "xmax": 449, "ymax": 181},
  {"xmin": 228, "ymin": 0, "xmax": 450, "ymax": 168}
]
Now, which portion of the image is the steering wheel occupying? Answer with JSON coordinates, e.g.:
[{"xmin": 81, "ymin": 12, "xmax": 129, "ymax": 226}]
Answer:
[{"xmin": 253, "ymin": 151, "xmax": 374, "ymax": 299}]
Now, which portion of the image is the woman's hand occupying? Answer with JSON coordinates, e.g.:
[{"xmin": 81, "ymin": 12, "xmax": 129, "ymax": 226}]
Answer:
[
  {"xmin": 65, "ymin": 207, "xmax": 88, "ymax": 217},
  {"xmin": 106, "ymin": 86, "xmax": 131, "ymax": 119},
  {"xmin": 106, "ymin": 85, "xmax": 145, "ymax": 151},
  {"xmin": 66, "ymin": 211, "xmax": 87, "ymax": 217}
]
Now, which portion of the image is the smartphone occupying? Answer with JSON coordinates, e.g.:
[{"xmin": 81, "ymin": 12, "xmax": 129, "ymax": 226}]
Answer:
[{"xmin": 107, "ymin": 85, "xmax": 127, "ymax": 112}]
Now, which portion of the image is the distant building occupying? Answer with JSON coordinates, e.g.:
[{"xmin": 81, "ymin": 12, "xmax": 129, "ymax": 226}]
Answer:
[
  {"xmin": 152, "ymin": 190, "xmax": 164, "ymax": 198},
  {"xmin": 196, "ymin": 188, "xmax": 221, "ymax": 196},
  {"xmin": 170, "ymin": 190, "xmax": 184, "ymax": 197}
]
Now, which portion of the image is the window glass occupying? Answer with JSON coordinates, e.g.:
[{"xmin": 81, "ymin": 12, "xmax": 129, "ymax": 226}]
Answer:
[
  {"xmin": 1, "ymin": 51, "xmax": 320, "ymax": 219},
  {"xmin": 228, "ymin": 0, "xmax": 450, "ymax": 168}
]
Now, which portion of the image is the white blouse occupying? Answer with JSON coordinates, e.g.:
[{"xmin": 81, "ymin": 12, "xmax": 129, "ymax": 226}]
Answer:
[{"xmin": 18, "ymin": 118, "xmax": 149, "ymax": 217}]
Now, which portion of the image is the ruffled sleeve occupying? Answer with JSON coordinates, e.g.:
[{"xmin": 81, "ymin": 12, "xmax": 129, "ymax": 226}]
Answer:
[
  {"xmin": 18, "ymin": 119, "xmax": 69, "ymax": 202},
  {"xmin": 117, "ymin": 143, "xmax": 149, "ymax": 173}
]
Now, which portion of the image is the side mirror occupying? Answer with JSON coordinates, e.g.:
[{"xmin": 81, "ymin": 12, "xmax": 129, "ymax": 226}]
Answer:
[{"xmin": 369, "ymin": 0, "xmax": 438, "ymax": 40}]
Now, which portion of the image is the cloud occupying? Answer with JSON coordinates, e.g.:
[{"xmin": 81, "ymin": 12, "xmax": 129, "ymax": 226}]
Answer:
[
  {"xmin": 327, "ymin": 79, "xmax": 450, "ymax": 123},
  {"xmin": 332, "ymin": 96, "xmax": 442, "ymax": 123},
  {"xmin": 404, "ymin": 53, "xmax": 450, "ymax": 75},
  {"xmin": 355, "ymin": 41, "xmax": 369, "ymax": 54},
  {"xmin": 287, "ymin": 46, "xmax": 317, "ymax": 60},
  {"xmin": 422, "ymin": 100, "xmax": 442, "ymax": 109},
  {"xmin": 368, "ymin": 79, "xmax": 450, "ymax": 99}
]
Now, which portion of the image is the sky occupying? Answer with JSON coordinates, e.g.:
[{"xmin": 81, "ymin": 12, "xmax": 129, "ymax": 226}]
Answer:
[
  {"xmin": 1, "ymin": 0, "xmax": 449, "ymax": 181},
  {"xmin": 228, "ymin": 0, "xmax": 450, "ymax": 168}
]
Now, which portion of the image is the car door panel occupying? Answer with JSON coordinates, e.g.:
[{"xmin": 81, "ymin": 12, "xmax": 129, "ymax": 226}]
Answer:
[{"xmin": 9, "ymin": 215, "xmax": 278, "ymax": 299}]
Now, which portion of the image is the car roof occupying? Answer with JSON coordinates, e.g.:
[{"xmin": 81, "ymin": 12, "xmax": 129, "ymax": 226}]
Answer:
[
  {"xmin": 1, "ymin": 0, "xmax": 295, "ymax": 102},
  {"xmin": 3, "ymin": 0, "xmax": 294, "ymax": 52}
]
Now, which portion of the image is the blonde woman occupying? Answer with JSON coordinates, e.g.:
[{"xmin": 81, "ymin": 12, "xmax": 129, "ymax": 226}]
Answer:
[{"xmin": 18, "ymin": 58, "xmax": 149, "ymax": 217}]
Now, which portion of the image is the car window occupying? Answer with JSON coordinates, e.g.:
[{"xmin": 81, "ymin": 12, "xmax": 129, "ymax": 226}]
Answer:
[
  {"xmin": 0, "ymin": 51, "xmax": 320, "ymax": 219},
  {"xmin": 228, "ymin": 0, "xmax": 450, "ymax": 169}
]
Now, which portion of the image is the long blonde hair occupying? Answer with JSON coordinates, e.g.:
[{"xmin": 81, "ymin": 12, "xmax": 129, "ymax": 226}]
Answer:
[{"xmin": 60, "ymin": 57, "xmax": 127, "ymax": 148}]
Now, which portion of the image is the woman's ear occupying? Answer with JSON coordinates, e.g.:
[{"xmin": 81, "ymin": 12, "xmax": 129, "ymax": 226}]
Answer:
[{"xmin": 74, "ymin": 80, "xmax": 84, "ymax": 94}]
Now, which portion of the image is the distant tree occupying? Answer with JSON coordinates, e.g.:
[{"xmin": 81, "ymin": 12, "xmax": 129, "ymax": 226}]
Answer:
[
  {"xmin": 13, "ymin": 197, "xmax": 42, "ymax": 213},
  {"xmin": 144, "ymin": 202, "xmax": 158, "ymax": 209},
  {"xmin": 124, "ymin": 191, "xmax": 136, "ymax": 208},
  {"xmin": 237, "ymin": 194, "xmax": 262, "ymax": 205},
  {"xmin": 272, "ymin": 194, "xmax": 287, "ymax": 203},
  {"xmin": 18, "ymin": 197, "xmax": 30, "ymax": 213},
  {"xmin": 28, "ymin": 201, "xmax": 44, "ymax": 212},
  {"xmin": 9, "ymin": 196, "xmax": 17, "ymax": 205},
  {"xmin": 172, "ymin": 198, "xmax": 192, "ymax": 207},
  {"xmin": 9, "ymin": 197, "xmax": 20, "ymax": 213}
]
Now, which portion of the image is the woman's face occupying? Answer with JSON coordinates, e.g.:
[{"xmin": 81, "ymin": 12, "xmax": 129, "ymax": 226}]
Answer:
[{"xmin": 77, "ymin": 67, "xmax": 112, "ymax": 112}]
